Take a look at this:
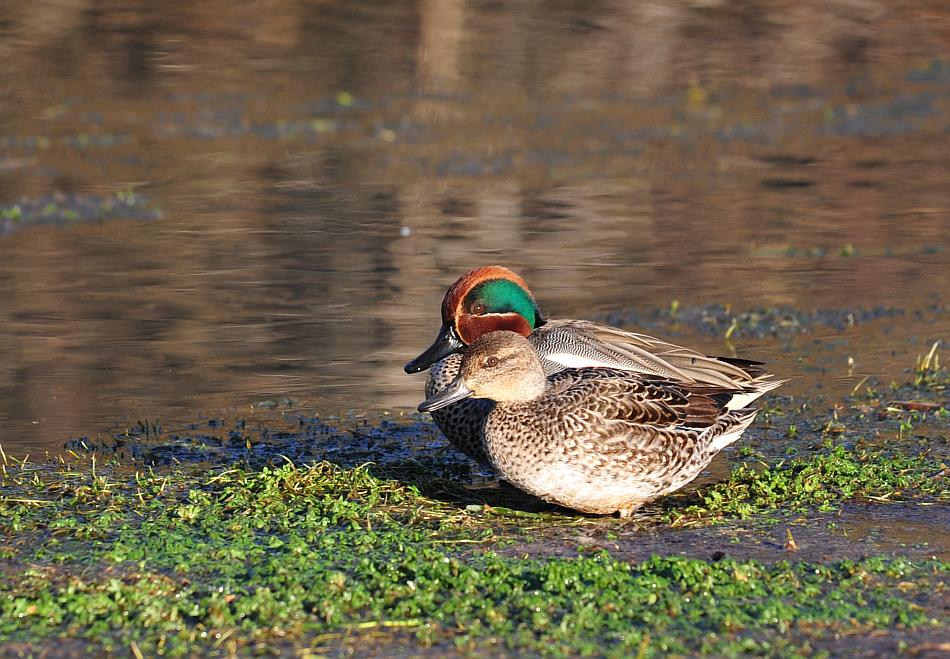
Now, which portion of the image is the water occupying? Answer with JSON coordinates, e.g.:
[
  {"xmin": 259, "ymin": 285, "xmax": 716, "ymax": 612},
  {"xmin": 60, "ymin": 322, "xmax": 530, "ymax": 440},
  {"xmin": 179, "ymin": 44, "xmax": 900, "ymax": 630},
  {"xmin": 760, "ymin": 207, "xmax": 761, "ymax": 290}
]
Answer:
[{"xmin": 1, "ymin": 1, "xmax": 948, "ymax": 453}]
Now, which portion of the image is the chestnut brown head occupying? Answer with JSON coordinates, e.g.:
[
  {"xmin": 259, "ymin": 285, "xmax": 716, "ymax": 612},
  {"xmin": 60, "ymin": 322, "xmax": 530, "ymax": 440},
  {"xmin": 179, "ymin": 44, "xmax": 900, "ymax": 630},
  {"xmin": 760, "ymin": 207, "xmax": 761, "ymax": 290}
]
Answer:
[{"xmin": 404, "ymin": 266, "xmax": 545, "ymax": 373}]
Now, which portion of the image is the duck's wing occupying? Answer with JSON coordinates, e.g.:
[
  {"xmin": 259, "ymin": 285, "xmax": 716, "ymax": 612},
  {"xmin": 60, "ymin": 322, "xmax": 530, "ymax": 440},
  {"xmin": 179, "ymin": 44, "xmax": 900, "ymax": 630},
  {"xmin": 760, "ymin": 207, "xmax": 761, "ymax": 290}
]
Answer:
[
  {"xmin": 547, "ymin": 368, "xmax": 755, "ymax": 466},
  {"xmin": 533, "ymin": 319, "xmax": 785, "ymax": 402},
  {"xmin": 546, "ymin": 368, "xmax": 728, "ymax": 430}
]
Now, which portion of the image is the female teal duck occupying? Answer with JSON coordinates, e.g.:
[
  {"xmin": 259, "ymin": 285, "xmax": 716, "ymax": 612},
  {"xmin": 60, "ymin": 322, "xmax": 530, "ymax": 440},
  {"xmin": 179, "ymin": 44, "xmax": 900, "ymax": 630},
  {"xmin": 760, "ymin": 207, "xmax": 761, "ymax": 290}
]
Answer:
[
  {"xmin": 420, "ymin": 331, "xmax": 760, "ymax": 516},
  {"xmin": 406, "ymin": 266, "xmax": 783, "ymax": 464}
]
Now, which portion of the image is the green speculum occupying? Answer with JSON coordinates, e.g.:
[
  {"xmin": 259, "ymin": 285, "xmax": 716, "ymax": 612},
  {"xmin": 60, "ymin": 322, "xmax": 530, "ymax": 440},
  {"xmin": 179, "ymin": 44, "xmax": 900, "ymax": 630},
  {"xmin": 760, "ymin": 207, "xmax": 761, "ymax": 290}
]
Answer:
[{"xmin": 468, "ymin": 279, "xmax": 541, "ymax": 328}]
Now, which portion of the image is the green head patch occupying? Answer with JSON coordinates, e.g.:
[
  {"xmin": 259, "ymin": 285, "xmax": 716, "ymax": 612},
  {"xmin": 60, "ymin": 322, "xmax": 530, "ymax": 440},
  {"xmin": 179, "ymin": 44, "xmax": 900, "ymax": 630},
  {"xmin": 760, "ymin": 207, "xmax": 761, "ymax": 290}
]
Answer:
[{"xmin": 465, "ymin": 279, "xmax": 542, "ymax": 329}]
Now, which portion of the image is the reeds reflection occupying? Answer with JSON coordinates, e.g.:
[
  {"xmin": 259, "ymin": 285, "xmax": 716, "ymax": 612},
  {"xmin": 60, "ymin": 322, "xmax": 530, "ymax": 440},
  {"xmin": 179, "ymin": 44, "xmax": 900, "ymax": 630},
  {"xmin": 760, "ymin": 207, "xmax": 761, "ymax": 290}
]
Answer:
[{"xmin": 0, "ymin": 1, "xmax": 948, "ymax": 451}]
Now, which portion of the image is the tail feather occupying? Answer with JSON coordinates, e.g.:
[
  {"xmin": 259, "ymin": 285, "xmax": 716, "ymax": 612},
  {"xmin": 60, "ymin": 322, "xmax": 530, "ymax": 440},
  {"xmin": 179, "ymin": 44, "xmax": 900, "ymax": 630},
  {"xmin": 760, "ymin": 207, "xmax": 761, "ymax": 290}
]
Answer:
[
  {"xmin": 713, "ymin": 356, "xmax": 767, "ymax": 377},
  {"xmin": 725, "ymin": 377, "xmax": 788, "ymax": 411},
  {"xmin": 710, "ymin": 408, "xmax": 759, "ymax": 451}
]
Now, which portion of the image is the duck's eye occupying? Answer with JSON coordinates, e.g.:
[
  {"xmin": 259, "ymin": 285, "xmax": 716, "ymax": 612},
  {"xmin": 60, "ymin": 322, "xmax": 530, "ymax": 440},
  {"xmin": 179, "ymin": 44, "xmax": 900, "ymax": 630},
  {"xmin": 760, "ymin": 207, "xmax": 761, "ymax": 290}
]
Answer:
[
  {"xmin": 485, "ymin": 356, "xmax": 499, "ymax": 368},
  {"xmin": 472, "ymin": 303, "xmax": 486, "ymax": 314}
]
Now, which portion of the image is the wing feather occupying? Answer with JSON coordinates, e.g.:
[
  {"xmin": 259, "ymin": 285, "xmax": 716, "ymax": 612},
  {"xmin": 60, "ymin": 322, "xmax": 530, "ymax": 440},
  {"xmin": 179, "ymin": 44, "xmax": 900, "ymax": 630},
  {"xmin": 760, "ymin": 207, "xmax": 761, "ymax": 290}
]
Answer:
[{"xmin": 534, "ymin": 319, "xmax": 758, "ymax": 387}]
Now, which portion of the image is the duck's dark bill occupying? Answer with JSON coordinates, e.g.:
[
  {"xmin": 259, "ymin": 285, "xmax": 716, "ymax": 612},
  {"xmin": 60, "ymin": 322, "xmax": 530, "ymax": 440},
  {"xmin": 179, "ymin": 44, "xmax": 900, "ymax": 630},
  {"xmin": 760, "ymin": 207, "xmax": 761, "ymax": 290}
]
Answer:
[
  {"xmin": 404, "ymin": 323, "xmax": 465, "ymax": 373},
  {"xmin": 418, "ymin": 377, "xmax": 474, "ymax": 412}
]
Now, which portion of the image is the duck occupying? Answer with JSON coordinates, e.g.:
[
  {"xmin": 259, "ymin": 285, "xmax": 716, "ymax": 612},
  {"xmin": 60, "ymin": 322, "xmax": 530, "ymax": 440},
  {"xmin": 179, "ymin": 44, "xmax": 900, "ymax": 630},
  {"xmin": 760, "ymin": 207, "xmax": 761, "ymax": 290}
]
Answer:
[
  {"xmin": 405, "ymin": 265, "xmax": 783, "ymax": 465},
  {"xmin": 419, "ymin": 331, "xmax": 761, "ymax": 516}
]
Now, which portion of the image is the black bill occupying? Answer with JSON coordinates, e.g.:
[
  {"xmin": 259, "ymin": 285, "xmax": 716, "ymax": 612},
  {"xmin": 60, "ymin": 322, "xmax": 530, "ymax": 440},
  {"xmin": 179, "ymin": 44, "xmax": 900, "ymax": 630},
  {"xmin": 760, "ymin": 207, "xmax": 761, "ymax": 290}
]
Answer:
[{"xmin": 404, "ymin": 323, "xmax": 465, "ymax": 373}]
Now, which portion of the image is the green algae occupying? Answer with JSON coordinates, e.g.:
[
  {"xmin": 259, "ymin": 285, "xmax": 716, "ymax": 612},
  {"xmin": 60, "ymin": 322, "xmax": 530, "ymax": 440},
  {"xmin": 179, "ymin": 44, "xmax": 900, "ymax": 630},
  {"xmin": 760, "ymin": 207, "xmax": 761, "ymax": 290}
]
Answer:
[
  {"xmin": 1, "ymin": 452, "xmax": 948, "ymax": 656},
  {"xmin": 0, "ymin": 191, "xmax": 161, "ymax": 236},
  {"xmin": 667, "ymin": 445, "xmax": 948, "ymax": 525}
]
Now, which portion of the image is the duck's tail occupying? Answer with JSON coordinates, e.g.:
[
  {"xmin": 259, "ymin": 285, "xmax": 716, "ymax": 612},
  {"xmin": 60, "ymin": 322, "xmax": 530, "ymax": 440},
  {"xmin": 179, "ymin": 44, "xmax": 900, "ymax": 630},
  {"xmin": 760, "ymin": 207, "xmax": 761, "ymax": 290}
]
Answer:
[
  {"xmin": 724, "ymin": 377, "xmax": 787, "ymax": 411},
  {"xmin": 709, "ymin": 408, "xmax": 760, "ymax": 452}
]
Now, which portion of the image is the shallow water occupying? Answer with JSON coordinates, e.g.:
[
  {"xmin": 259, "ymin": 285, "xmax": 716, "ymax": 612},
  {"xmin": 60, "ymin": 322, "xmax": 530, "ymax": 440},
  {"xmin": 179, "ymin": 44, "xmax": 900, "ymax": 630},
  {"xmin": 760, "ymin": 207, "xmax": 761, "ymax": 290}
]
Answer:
[{"xmin": 0, "ymin": 1, "xmax": 949, "ymax": 454}]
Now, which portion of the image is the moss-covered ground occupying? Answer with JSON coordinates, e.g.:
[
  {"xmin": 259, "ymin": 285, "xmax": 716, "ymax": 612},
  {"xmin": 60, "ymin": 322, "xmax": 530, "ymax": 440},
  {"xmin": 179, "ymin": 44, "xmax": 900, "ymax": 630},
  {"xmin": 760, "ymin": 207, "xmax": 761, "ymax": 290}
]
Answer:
[{"xmin": 1, "ymin": 349, "xmax": 947, "ymax": 656}]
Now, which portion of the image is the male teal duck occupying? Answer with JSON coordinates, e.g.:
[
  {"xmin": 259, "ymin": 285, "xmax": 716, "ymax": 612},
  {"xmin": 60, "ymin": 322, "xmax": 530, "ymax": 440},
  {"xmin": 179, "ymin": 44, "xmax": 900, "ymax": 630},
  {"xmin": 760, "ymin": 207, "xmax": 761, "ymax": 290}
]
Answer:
[
  {"xmin": 406, "ymin": 266, "xmax": 783, "ymax": 464},
  {"xmin": 419, "ymin": 331, "xmax": 760, "ymax": 516}
]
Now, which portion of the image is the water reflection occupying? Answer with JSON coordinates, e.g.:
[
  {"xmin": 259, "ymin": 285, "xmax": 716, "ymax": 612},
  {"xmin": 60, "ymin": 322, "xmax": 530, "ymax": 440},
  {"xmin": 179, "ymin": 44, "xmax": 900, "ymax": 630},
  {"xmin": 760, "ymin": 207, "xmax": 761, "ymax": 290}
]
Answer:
[{"xmin": 0, "ymin": 1, "xmax": 948, "ymax": 452}]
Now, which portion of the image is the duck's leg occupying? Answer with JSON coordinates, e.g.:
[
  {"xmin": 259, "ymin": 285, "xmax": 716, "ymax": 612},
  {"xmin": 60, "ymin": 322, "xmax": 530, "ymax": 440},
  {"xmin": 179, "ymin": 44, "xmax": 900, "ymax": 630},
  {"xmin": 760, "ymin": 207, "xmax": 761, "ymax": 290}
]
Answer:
[{"xmin": 616, "ymin": 499, "xmax": 649, "ymax": 517}]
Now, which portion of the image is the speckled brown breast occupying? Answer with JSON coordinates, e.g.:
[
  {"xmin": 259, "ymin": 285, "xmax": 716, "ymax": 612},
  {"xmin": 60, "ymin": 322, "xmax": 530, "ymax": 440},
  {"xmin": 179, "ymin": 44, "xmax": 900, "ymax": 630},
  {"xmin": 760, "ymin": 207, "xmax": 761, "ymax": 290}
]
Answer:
[{"xmin": 426, "ymin": 354, "xmax": 494, "ymax": 465}]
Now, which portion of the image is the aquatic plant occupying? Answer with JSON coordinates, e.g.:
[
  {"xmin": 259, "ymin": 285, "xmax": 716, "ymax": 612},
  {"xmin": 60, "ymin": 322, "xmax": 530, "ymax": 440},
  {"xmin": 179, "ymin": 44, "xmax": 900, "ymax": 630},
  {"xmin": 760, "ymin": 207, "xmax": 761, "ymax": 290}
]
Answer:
[
  {"xmin": 0, "ymin": 449, "xmax": 947, "ymax": 655},
  {"xmin": 668, "ymin": 444, "xmax": 948, "ymax": 525}
]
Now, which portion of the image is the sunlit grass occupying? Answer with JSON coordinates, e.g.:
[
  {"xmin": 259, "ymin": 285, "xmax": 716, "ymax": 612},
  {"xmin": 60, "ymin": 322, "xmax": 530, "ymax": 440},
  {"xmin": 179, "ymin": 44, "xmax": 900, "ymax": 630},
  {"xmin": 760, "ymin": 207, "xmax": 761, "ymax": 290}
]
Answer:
[{"xmin": 0, "ymin": 442, "xmax": 947, "ymax": 655}]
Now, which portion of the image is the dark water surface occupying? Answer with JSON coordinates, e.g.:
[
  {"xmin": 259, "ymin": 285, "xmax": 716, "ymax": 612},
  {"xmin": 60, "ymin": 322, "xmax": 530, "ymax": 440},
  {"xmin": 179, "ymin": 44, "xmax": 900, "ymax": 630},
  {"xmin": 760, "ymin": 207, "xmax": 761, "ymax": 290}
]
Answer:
[{"xmin": 0, "ymin": 1, "xmax": 948, "ymax": 453}]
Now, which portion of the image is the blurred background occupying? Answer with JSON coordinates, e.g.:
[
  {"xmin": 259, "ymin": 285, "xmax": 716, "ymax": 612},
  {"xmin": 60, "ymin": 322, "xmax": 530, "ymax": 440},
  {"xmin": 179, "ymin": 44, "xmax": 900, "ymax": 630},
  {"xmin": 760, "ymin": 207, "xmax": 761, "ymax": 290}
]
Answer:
[{"xmin": 0, "ymin": 0, "xmax": 947, "ymax": 453}]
